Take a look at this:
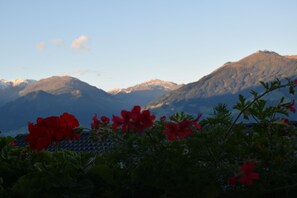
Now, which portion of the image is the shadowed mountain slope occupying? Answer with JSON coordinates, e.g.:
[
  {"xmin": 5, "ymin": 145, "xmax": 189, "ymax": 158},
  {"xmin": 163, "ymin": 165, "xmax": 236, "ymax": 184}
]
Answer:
[
  {"xmin": 109, "ymin": 79, "xmax": 182, "ymax": 108},
  {"xmin": 0, "ymin": 76, "xmax": 126, "ymax": 131},
  {"xmin": 0, "ymin": 79, "xmax": 35, "ymax": 106},
  {"xmin": 146, "ymin": 51, "xmax": 297, "ymax": 117}
]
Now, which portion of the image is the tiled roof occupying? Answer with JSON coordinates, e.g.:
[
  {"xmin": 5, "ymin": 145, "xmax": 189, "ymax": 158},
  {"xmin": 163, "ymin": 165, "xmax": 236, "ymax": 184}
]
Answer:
[
  {"xmin": 14, "ymin": 132, "xmax": 116, "ymax": 154},
  {"xmin": 12, "ymin": 121, "xmax": 297, "ymax": 153}
]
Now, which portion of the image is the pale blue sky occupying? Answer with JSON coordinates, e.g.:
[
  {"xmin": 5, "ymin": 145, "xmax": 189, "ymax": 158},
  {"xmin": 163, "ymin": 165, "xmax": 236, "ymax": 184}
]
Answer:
[{"xmin": 0, "ymin": 0, "xmax": 296, "ymax": 91}]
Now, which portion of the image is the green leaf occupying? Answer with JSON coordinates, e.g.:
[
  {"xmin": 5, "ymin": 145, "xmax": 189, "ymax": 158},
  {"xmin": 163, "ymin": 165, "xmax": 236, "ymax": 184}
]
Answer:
[
  {"xmin": 260, "ymin": 81, "xmax": 269, "ymax": 89},
  {"xmin": 289, "ymin": 85, "xmax": 295, "ymax": 95},
  {"xmin": 250, "ymin": 90, "xmax": 258, "ymax": 98}
]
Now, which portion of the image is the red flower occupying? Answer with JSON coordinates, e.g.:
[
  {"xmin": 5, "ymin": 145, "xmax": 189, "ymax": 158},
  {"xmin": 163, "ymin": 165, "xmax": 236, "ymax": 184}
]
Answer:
[
  {"xmin": 163, "ymin": 114, "xmax": 202, "ymax": 141},
  {"xmin": 193, "ymin": 113, "xmax": 202, "ymax": 129},
  {"xmin": 91, "ymin": 114, "xmax": 100, "ymax": 129},
  {"xmin": 282, "ymin": 118, "xmax": 289, "ymax": 124},
  {"xmin": 294, "ymin": 79, "xmax": 297, "ymax": 85},
  {"xmin": 26, "ymin": 122, "xmax": 53, "ymax": 151},
  {"xmin": 60, "ymin": 113, "xmax": 79, "ymax": 128},
  {"xmin": 194, "ymin": 122, "xmax": 202, "ymax": 129},
  {"xmin": 163, "ymin": 123, "xmax": 177, "ymax": 140},
  {"xmin": 160, "ymin": 116, "xmax": 166, "ymax": 121},
  {"xmin": 141, "ymin": 110, "xmax": 156, "ymax": 128},
  {"xmin": 238, "ymin": 162, "xmax": 259, "ymax": 186},
  {"xmin": 112, "ymin": 105, "xmax": 155, "ymax": 133},
  {"xmin": 9, "ymin": 141, "xmax": 16, "ymax": 146},
  {"xmin": 228, "ymin": 176, "xmax": 237, "ymax": 186},
  {"xmin": 36, "ymin": 116, "xmax": 62, "ymax": 140},
  {"xmin": 91, "ymin": 114, "xmax": 110, "ymax": 129},
  {"xmin": 163, "ymin": 121, "xmax": 193, "ymax": 141},
  {"xmin": 26, "ymin": 113, "xmax": 80, "ymax": 151},
  {"xmin": 287, "ymin": 100, "xmax": 296, "ymax": 113},
  {"xmin": 101, "ymin": 116, "xmax": 110, "ymax": 123},
  {"xmin": 59, "ymin": 113, "xmax": 80, "ymax": 139},
  {"xmin": 131, "ymin": 105, "xmax": 141, "ymax": 118},
  {"xmin": 112, "ymin": 115, "xmax": 124, "ymax": 131}
]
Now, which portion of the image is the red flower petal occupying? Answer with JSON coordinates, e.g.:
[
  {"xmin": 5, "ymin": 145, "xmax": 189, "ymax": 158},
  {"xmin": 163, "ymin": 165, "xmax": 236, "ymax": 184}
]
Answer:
[
  {"xmin": 101, "ymin": 116, "xmax": 110, "ymax": 123},
  {"xmin": 228, "ymin": 176, "xmax": 237, "ymax": 186}
]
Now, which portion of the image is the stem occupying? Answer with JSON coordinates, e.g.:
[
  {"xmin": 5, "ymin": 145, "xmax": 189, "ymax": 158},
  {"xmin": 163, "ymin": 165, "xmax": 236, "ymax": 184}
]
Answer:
[
  {"xmin": 206, "ymin": 145, "xmax": 218, "ymax": 167},
  {"xmin": 251, "ymin": 114, "xmax": 260, "ymax": 124},
  {"xmin": 225, "ymin": 84, "xmax": 289, "ymax": 140}
]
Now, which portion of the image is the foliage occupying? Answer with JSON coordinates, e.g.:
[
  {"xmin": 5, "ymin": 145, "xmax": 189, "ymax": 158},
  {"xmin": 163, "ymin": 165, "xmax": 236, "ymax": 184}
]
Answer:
[
  {"xmin": 0, "ymin": 139, "xmax": 93, "ymax": 197},
  {"xmin": 1, "ymin": 78, "xmax": 297, "ymax": 197}
]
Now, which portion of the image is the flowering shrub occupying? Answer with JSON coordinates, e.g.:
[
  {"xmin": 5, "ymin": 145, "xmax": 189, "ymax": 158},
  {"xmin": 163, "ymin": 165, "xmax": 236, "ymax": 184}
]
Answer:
[
  {"xmin": 1, "ymin": 78, "xmax": 297, "ymax": 197},
  {"xmin": 91, "ymin": 114, "xmax": 110, "ymax": 129},
  {"xmin": 25, "ymin": 113, "xmax": 80, "ymax": 151},
  {"xmin": 163, "ymin": 113, "xmax": 202, "ymax": 141},
  {"xmin": 285, "ymin": 99, "xmax": 296, "ymax": 113},
  {"xmin": 239, "ymin": 162, "xmax": 260, "ymax": 186},
  {"xmin": 87, "ymin": 78, "xmax": 297, "ymax": 197},
  {"xmin": 228, "ymin": 162, "xmax": 260, "ymax": 186},
  {"xmin": 111, "ymin": 105, "xmax": 156, "ymax": 133}
]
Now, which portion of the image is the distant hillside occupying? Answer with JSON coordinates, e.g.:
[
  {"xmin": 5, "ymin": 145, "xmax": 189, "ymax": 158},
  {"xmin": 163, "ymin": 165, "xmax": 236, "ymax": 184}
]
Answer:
[
  {"xmin": 0, "ymin": 77, "xmax": 183, "ymax": 132},
  {"xmin": 109, "ymin": 79, "xmax": 182, "ymax": 108},
  {"xmin": 285, "ymin": 55, "xmax": 297, "ymax": 59},
  {"xmin": 146, "ymin": 50, "xmax": 297, "ymax": 117},
  {"xmin": 0, "ymin": 79, "xmax": 35, "ymax": 106},
  {"xmin": 0, "ymin": 76, "xmax": 126, "ymax": 132},
  {"xmin": 19, "ymin": 76, "xmax": 108, "ymax": 97},
  {"xmin": 109, "ymin": 79, "xmax": 181, "ymax": 94},
  {"xmin": 0, "ymin": 79, "xmax": 35, "ymax": 90}
]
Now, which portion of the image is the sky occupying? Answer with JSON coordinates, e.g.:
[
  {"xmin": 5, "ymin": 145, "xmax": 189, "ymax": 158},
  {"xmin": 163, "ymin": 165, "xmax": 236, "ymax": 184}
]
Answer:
[{"xmin": 0, "ymin": 0, "xmax": 297, "ymax": 91}]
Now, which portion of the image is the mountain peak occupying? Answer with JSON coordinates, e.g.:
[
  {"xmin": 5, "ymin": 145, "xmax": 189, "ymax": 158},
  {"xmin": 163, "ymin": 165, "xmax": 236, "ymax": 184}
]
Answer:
[
  {"xmin": 0, "ymin": 79, "xmax": 35, "ymax": 90},
  {"xmin": 10, "ymin": 79, "xmax": 35, "ymax": 87},
  {"xmin": 219, "ymin": 50, "xmax": 286, "ymax": 70},
  {"xmin": 19, "ymin": 75, "xmax": 107, "ymax": 97},
  {"xmin": 109, "ymin": 79, "xmax": 182, "ymax": 94},
  {"xmin": 241, "ymin": 50, "xmax": 282, "ymax": 61},
  {"xmin": 146, "ymin": 79, "xmax": 168, "ymax": 84},
  {"xmin": 42, "ymin": 75, "xmax": 79, "ymax": 82},
  {"xmin": 256, "ymin": 50, "xmax": 280, "ymax": 55}
]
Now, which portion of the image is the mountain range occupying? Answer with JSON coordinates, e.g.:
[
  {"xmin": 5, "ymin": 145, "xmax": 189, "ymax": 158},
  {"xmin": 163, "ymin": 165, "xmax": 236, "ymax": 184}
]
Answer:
[
  {"xmin": 1, "ymin": 50, "xmax": 297, "ymax": 135},
  {"xmin": 0, "ymin": 77, "xmax": 180, "ymax": 133},
  {"xmin": 0, "ymin": 79, "xmax": 35, "ymax": 106},
  {"xmin": 146, "ymin": 50, "xmax": 297, "ymax": 118},
  {"xmin": 108, "ymin": 79, "xmax": 182, "ymax": 108}
]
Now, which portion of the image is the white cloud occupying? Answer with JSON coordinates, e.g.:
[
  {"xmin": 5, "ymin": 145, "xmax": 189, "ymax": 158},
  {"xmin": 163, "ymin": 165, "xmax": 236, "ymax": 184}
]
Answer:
[
  {"xmin": 62, "ymin": 68, "xmax": 101, "ymax": 77},
  {"xmin": 36, "ymin": 42, "xmax": 46, "ymax": 50},
  {"xmin": 51, "ymin": 38, "xmax": 64, "ymax": 46},
  {"xmin": 75, "ymin": 69, "xmax": 101, "ymax": 77},
  {"xmin": 71, "ymin": 35, "xmax": 90, "ymax": 51}
]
